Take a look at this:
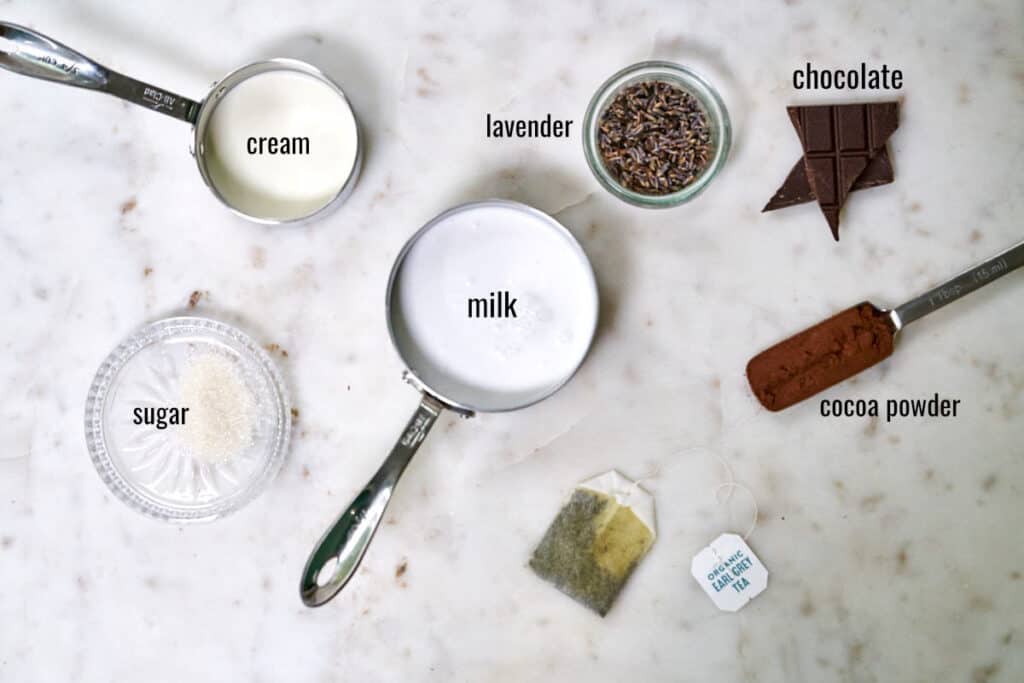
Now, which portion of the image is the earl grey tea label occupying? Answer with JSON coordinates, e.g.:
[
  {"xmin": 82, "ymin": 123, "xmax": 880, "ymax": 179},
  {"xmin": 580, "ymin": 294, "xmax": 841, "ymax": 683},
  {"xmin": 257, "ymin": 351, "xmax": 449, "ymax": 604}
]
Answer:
[{"xmin": 691, "ymin": 533, "xmax": 768, "ymax": 612}]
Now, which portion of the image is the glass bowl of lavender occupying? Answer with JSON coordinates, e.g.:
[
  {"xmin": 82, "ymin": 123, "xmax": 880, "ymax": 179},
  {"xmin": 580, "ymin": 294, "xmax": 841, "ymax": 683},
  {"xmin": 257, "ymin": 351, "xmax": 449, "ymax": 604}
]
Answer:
[{"xmin": 584, "ymin": 61, "xmax": 731, "ymax": 208}]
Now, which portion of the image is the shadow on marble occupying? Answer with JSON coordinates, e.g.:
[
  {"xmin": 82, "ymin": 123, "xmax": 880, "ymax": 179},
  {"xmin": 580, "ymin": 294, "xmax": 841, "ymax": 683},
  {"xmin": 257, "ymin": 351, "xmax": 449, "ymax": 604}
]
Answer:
[{"xmin": 73, "ymin": 2, "xmax": 224, "ymax": 81}]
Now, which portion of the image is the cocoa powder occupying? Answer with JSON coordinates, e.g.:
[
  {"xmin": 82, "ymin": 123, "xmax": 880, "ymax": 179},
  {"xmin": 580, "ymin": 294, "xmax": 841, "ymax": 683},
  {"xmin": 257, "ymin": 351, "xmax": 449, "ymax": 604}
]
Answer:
[{"xmin": 746, "ymin": 302, "xmax": 896, "ymax": 411}]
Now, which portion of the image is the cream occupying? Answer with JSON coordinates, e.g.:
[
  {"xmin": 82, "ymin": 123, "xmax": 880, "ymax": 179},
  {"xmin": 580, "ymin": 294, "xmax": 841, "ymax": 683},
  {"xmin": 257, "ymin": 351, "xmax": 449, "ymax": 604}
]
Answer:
[{"xmin": 202, "ymin": 69, "xmax": 359, "ymax": 221}]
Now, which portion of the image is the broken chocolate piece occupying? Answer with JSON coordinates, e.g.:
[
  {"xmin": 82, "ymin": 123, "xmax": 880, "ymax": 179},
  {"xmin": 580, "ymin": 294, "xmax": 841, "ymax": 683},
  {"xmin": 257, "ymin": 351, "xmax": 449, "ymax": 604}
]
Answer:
[
  {"xmin": 789, "ymin": 102, "xmax": 899, "ymax": 240},
  {"xmin": 763, "ymin": 147, "xmax": 894, "ymax": 212}
]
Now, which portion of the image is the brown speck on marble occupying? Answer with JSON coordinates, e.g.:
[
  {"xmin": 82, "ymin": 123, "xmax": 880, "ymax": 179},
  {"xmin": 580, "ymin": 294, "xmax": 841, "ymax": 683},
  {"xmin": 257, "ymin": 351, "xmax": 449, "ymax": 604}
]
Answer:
[
  {"xmin": 969, "ymin": 229, "xmax": 983, "ymax": 243},
  {"xmin": 416, "ymin": 67, "xmax": 439, "ymax": 86},
  {"xmin": 421, "ymin": 32, "xmax": 443, "ymax": 43},
  {"xmin": 645, "ymin": 317, "xmax": 654, "ymax": 327},
  {"xmin": 251, "ymin": 246, "xmax": 266, "ymax": 269},
  {"xmin": 711, "ymin": 376, "xmax": 721, "ymax": 389},
  {"xmin": 143, "ymin": 266, "xmax": 153, "ymax": 277},
  {"xmin": 958, "ymin": 82, "xmax": 971, "ymax": 104},
  {"xmin": 859, "ymin": 493, "xmax": 884, "ymax": 512},
  {"xmin": 415, "ymin": 87, "xmax": 434, "ymax": 98},
  {"xmin": 291, "ymin": 407, "xmax": 299, "ymax": 420},
  {"xmin": 862, "ymin": 416, "xmax": 879, "ymax": 437},
  {"xmin": 896, "ymin": 544, "xmax": 909, "ymax": 572},
  {"xmin": 799, "ymin": 593, "xmax": 815, "ymax": 616},
  {"xmin": 395, "ymin": 560, "xmax": 408, "ymax": 579},
  {"xmin": 143, "ymin": 576, "xmax": 159, "ymax": 590},
  {"xmin": 188, "ymin": 290, "xmax": 204, "ymax": 308},
  {"xmin": 848, "ymin": 641, "xmax": 864, "ymax": 666},
  {"xmin": 265, "ymin": 343, "xmax": 288, "ymax": 358},
  {"xmin": 971, "ymin": 662, "xmax": 1000, "ymax": 683},
  {"xmin": 301, "ymin": 465, "xmax": 310, "ymax": 479},
  {"xmin": 361, "ymin": 607, "xmax": 371, "ymax": 616},
  {"xmin": 969, "ymin": 594, "xmax": 994, "ymax": 612},
  {"xmin": 1002, "ymin": 631, "xmax": 1013, "ymax": 645},
  {"xmin": 262, "ymin": 576, "xmax": 272, "ymax": 591},
  {"xmin": 119, "ymin": 197, "xmax": 137, "ymax": 215},
  {"xmin": 0, "ymin": 536, "xmax": 12, "ymax": 548},
  {"xmin": 1011, "ymin": 571, "xmax": 1021, "ymax": 580},
  {"xmin": 981, "ymin": 474, "xmax": 997, "ymax": 492},
  {"xmin": 908, "ymin": 201, "xmax": 921, "ymax": 212}
]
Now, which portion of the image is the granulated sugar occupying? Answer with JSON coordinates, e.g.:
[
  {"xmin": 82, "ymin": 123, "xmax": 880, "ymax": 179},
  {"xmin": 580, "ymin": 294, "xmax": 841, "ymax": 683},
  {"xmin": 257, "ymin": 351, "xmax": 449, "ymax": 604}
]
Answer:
[{"xmin": 179, "ymin": 352, "xmax": 257, "ymax": 463}]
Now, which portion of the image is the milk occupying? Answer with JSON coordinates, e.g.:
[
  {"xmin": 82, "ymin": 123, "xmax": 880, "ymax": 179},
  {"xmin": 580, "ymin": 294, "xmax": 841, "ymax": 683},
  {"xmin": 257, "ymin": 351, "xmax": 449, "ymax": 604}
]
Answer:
[
  {"xmin": 202, "ymin": 69, "xmax": 359, "ymax": 221},
  {"xmin": 390, "ymin": 204, "xmax": 598, "ymax": 411}
]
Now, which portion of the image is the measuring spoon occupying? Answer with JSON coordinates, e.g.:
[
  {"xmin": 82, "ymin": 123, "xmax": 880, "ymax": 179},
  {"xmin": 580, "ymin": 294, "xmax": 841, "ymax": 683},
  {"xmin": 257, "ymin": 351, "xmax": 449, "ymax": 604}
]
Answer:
[{"xmin": 747, "ymin": 238, "xmax": 1024, "ymax": 411}]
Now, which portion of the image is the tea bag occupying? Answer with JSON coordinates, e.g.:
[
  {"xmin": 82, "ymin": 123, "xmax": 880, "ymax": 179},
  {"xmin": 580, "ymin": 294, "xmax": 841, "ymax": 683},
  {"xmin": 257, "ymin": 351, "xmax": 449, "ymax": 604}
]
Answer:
[{"xmin": 529, "ymin": 470, "xmax": 656, "ymax": 616}]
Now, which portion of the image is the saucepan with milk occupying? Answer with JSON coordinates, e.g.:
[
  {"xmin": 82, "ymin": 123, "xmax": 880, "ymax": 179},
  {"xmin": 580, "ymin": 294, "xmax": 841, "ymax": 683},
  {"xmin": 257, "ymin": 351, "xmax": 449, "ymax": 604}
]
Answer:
[
  {"xmin": 0, "ymin": 22, "xmax": 361, "ymax": 223},
  {"xmin": 300, "ymin": 200, "xmax": 600, "ymax": 607}
]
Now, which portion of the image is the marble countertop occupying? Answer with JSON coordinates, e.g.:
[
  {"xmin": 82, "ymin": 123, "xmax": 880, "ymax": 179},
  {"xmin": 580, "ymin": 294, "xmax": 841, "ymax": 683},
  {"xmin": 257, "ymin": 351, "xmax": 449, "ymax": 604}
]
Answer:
[{"xmin": 2, "ymin": 1, "xmax": 1022, "ymax": 681}]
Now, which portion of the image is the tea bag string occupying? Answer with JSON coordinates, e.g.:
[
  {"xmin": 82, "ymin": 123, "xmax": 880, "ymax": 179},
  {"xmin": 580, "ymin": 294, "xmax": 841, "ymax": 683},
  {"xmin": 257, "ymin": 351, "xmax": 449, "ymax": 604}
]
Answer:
[
  {"xmin": 713, "ymin": 482, "xmax": 759, "ymax": 540},
  {"xmin": 712, "ymin": 450, "xmax": 758, "ymax": 541},
  {"xmin": 623, "ymin": 465, "xmax": 662, "ymax": 502}
]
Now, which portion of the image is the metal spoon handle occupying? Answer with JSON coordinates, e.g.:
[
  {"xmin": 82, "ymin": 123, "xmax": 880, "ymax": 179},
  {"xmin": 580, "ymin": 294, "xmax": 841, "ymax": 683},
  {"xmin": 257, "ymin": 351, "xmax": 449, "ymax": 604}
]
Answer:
[
  {"xmin": 893, "ymin": 238, "xmax": 1024, "ymax": 328},
  {"xmin": 299, "ymin": 395, "xmax": 444, "ymax": 607},
  {"xmin": 0, "ymin": 22, "xmax": 199, "ymax": 123}
]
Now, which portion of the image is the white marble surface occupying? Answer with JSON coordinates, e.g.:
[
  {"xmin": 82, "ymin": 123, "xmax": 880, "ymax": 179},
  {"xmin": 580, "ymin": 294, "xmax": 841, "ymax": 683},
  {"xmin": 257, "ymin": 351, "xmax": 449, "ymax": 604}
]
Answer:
[{"xmin": 2, "ymin": 1, "xmax": 1022, "ymax": 681}]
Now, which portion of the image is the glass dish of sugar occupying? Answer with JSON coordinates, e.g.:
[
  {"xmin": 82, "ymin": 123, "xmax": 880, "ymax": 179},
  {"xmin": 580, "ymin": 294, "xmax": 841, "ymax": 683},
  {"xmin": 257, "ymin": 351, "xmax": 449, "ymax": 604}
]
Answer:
[{"xmin": 85, "ymin": 317, "xmax": 291, "ymax": 522}]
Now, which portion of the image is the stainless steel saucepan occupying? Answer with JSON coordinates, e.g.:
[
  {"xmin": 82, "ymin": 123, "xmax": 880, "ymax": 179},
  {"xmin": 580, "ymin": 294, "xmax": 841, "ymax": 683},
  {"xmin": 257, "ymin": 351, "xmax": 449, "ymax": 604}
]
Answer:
[
  {"xmin": 0, "ymin": 22, "xmax": 361, "ymax": 223},
  {"xmin": 299, "ymin": 200, "xmax": 600, "ymax": 607}
]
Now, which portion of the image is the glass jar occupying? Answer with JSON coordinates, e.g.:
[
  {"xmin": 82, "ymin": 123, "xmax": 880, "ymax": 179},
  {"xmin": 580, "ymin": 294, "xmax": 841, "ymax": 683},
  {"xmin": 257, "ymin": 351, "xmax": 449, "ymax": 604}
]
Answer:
[{"xmin": 583, "ymin": 61, "xmax": 731, "ymax": 208}]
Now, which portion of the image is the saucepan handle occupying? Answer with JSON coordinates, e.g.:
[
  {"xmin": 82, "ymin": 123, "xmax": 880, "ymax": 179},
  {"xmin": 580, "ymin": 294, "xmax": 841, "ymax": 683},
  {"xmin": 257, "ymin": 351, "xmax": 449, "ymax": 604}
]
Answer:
[
  {"xmin": 299, "ymin": 394, "xmax": 444, "ymax": 607},
  {"xmin": 0, "ymin": 21, "xmax": 199, "ymax": 122}
]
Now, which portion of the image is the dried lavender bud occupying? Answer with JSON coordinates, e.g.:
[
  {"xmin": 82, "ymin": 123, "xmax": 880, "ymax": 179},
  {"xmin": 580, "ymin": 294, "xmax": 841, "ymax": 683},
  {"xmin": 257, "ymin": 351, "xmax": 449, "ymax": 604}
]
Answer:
[{"xmin": 598, "ymin": 80, "xmax": 713, "ymax": 195}]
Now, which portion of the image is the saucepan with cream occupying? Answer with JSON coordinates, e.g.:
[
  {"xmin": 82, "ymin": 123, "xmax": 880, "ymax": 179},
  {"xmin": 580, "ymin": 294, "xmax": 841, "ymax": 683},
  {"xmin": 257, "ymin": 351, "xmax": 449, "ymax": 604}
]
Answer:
[
  {"xmin": 299, "ymin": 200, "xmax": 600, "ymax": 607},
  {"xmin": 0, "ymin": 22, "xmax": 361, "ymax": 223}
]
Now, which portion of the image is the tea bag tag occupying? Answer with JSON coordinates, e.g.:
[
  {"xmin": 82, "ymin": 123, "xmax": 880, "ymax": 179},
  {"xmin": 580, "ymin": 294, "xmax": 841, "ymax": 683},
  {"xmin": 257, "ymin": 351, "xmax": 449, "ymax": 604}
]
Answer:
[{"xmin": 690, "ymin": 533, "xmax": 768, "ymax": 612}]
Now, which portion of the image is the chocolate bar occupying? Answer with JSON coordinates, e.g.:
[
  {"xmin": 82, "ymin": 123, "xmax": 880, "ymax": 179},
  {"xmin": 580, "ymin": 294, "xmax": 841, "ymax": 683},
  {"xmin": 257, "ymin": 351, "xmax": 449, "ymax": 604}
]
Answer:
[
  {"xmin": 790, "ymin": 103, "xmax": 899, "ymax": 240},
  {"xmin": 762, "ymin": 147, "xmax": 894, "ymax": 212}
]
